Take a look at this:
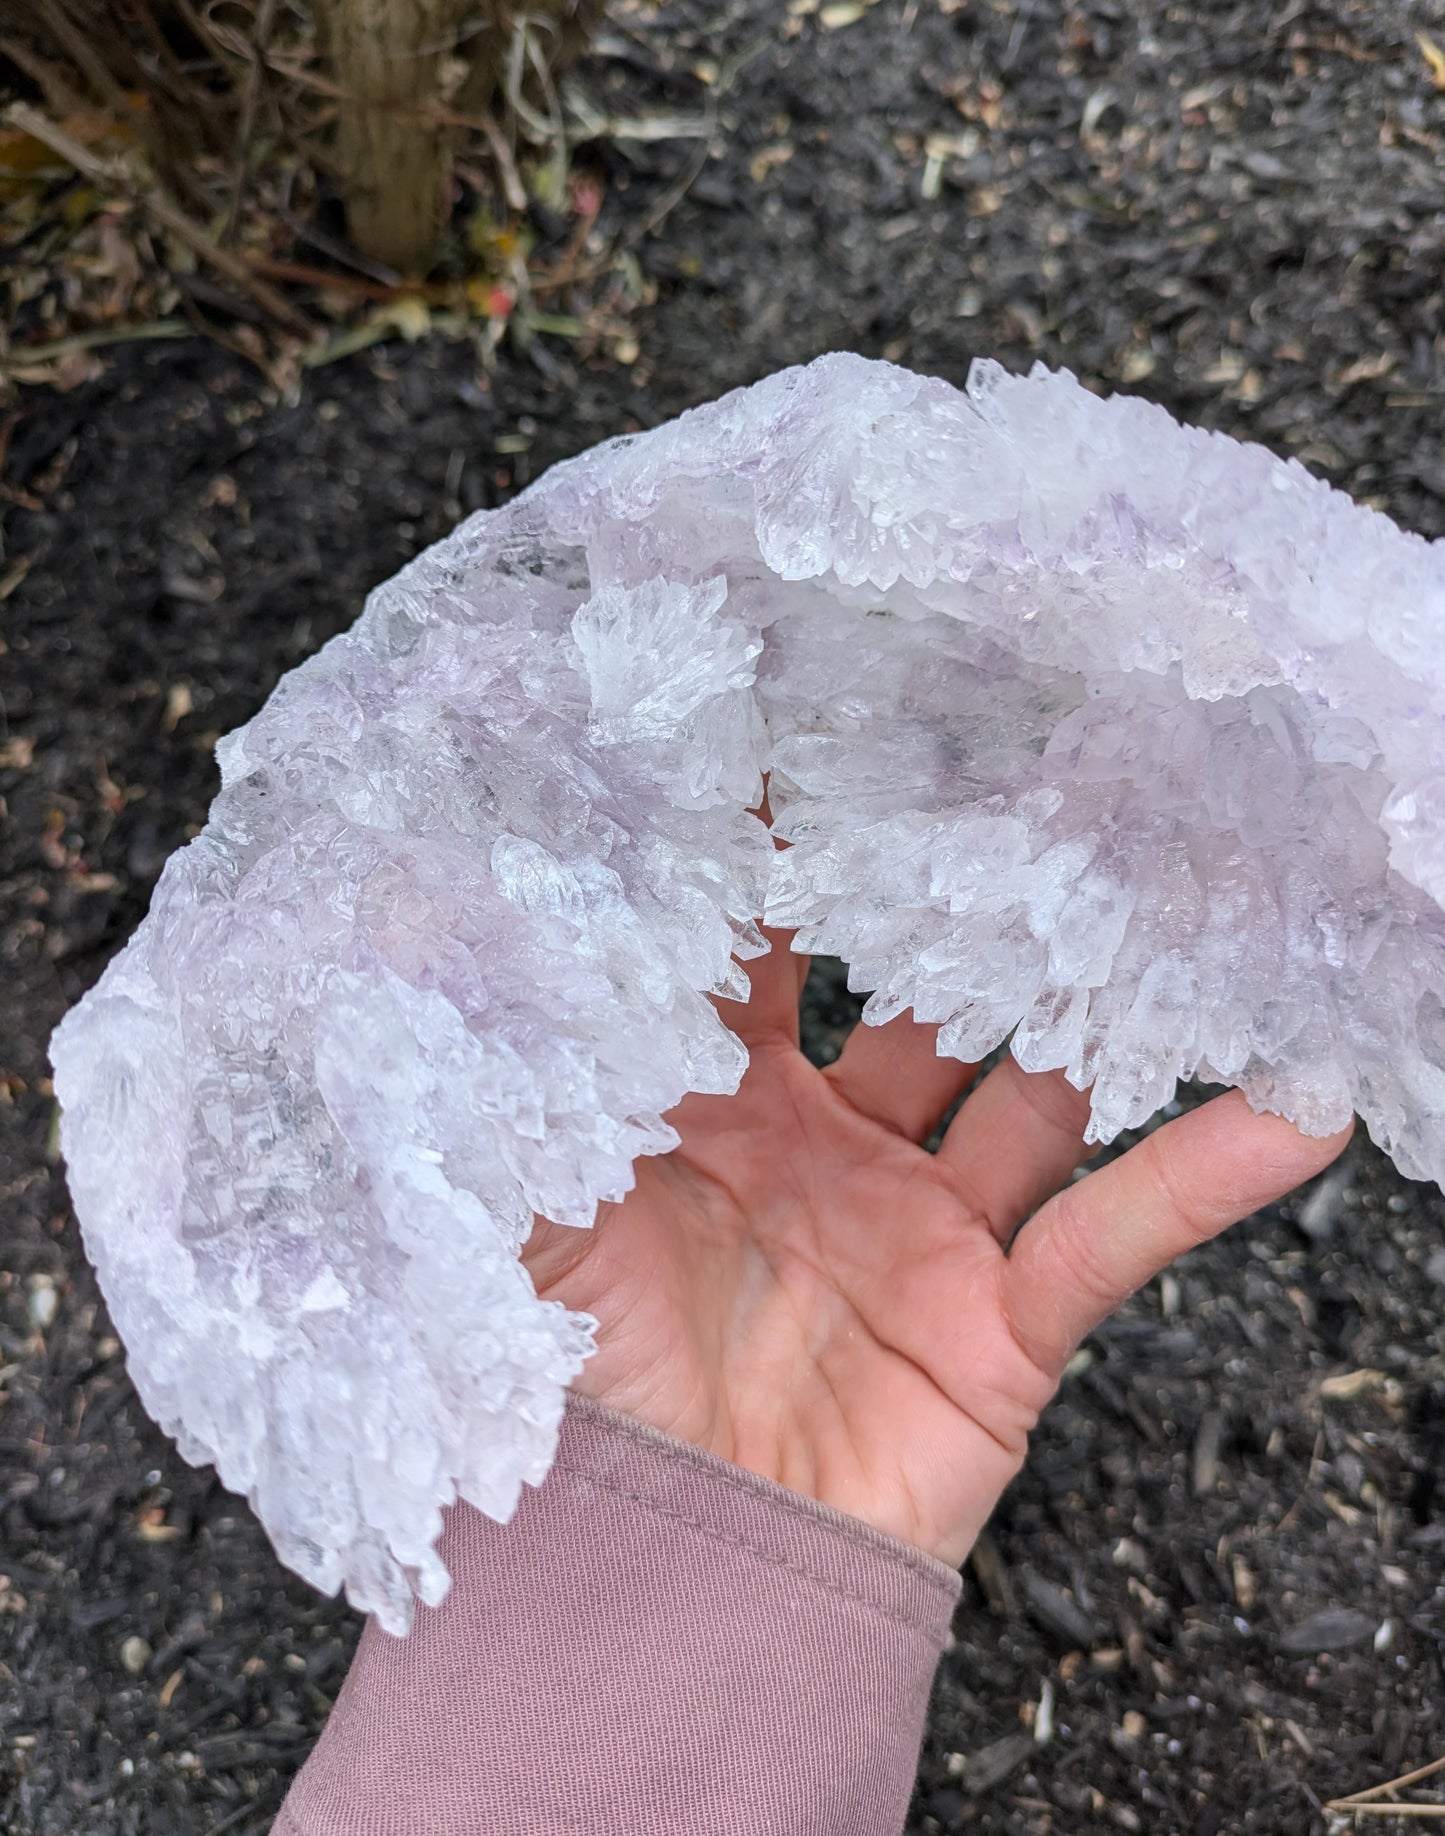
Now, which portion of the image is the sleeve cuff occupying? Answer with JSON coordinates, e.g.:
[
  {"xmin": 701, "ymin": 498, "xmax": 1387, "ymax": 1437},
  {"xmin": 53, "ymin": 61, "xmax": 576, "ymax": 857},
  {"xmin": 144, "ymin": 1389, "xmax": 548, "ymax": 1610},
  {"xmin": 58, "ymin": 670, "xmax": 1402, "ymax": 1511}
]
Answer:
[{"xmin": 276, "ymin": 1393, "xmax": 960, "ymax": 1836}]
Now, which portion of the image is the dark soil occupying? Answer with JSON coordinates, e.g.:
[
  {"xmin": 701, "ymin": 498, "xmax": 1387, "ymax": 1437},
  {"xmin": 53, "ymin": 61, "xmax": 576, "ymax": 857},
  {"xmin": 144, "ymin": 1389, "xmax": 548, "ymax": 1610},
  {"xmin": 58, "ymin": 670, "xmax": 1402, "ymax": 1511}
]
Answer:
[{"xmin": 4, "ymin": 1, "xmax": 1445, "ymax": 1831}]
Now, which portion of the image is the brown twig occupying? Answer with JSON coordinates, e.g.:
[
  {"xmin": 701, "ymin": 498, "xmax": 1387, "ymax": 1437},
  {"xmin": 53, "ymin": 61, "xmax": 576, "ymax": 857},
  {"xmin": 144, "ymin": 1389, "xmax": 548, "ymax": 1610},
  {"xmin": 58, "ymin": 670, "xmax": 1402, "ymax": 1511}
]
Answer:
[
  {"xmin": 125, "ymin": 0, "xmax": 232, "ymax": 154},
  {"xmin": 4, "ymin": 101, "xmax": 313, "ymax": 339},
  {"xmin": 170, "ymin": 0, "xmax": 246, "ymax": 77},
  {"xmin": 243, "ymin": 254, "xmax": 410, "ymax": 300},
  {"xmin": 222, "ymin": 0, "xmax": 278, "ymax": 243},
  {"xmin": 1322, "ymin": 1808, "xmax": 1445, "ymax": 1819},
  {"xmin": 1331, "ymin": 1758, "xmax": 1445, "ymax": 1808},
  {"xmin": 23, "ymin": 0, "xmax": 145, "ymax": 132},
  {"xmin": 461, "ymin": 105, "xmax": 528, "ymax": 214},
  {"xmin": 273, "ymin": 202, "xmax": 401, "ymax": 286},
  {"xmin": 0, "ymin": 33, "xmax": 88, "ymax": 115}
]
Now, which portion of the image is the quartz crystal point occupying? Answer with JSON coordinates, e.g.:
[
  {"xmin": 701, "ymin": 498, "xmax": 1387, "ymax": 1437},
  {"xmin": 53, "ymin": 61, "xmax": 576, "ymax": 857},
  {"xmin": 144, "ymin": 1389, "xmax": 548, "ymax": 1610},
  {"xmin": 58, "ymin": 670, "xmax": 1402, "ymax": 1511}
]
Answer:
[{"xmin": 51, "ymin": 354, "xmax": 1445, "ymax": 1629}]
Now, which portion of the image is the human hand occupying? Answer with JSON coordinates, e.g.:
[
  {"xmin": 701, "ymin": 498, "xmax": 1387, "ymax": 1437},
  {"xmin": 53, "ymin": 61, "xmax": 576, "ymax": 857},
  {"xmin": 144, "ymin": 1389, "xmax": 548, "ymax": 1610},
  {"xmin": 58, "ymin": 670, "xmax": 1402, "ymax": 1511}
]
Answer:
[{"xmin": 523, "ymin": 924, "xmax": 1352, "ymax": 1567}]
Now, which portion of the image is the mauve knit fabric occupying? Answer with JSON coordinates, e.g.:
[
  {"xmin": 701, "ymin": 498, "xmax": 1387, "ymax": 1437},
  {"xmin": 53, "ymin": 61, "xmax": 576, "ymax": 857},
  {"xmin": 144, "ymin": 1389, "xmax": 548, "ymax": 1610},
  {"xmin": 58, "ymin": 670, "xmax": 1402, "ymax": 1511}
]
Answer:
[{"xmin": 274, "ymin": 1394, "xmax": 961, "ymax": 1836}]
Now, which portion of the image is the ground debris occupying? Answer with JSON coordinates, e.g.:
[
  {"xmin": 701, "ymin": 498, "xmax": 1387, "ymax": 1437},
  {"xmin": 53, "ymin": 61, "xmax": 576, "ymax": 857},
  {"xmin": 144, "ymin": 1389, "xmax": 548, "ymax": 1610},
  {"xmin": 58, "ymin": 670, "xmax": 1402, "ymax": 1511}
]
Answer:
[{"xmin": 4, "ymin": 1, "xmax": 1444, "ymax": 1832}]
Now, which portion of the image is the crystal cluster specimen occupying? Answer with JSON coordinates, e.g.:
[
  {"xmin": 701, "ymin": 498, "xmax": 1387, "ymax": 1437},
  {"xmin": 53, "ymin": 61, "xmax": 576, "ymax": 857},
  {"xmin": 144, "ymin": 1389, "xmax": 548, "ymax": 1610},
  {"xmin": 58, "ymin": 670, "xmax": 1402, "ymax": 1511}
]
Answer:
[{"xmin": 51, "ymin": 354, "xmax": 1445, "ymax": 1629}]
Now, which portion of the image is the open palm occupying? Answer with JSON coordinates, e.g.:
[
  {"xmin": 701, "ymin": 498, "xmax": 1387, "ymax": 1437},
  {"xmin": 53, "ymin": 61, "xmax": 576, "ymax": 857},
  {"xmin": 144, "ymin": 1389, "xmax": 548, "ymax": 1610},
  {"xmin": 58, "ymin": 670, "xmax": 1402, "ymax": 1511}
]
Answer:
[{"xmin": 524, "ymin": 926, "xmax": 1351, "ymax": 1566}]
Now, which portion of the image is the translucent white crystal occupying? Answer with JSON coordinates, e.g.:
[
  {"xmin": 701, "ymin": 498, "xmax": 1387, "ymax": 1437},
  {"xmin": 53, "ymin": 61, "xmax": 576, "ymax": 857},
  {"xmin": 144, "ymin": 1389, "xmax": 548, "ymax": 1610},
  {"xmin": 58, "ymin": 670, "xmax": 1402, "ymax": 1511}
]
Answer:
[{"xmin": 51, "ymin": 354, "xmax": 1445, "ymax": 1629}]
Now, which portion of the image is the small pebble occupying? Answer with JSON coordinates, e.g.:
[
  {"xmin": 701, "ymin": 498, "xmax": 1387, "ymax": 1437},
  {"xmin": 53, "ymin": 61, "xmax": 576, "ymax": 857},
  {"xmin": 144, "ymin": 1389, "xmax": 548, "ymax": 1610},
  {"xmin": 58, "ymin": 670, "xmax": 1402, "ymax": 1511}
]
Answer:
[
  {"xmin": 119, "ymin": 1636, "xmax": 151, "ymax": 1676},
  {"xmin": 1021, "ymin": 1568, "xmax": 1100, "ymax": 1648},
  {"xmin": 26, "ymin": 1277, "xmax": 58, "ymax": 1331},
  {"xmin": 1297, "ymin": 1165, "xmax": 1350, "ymax": 1242}
]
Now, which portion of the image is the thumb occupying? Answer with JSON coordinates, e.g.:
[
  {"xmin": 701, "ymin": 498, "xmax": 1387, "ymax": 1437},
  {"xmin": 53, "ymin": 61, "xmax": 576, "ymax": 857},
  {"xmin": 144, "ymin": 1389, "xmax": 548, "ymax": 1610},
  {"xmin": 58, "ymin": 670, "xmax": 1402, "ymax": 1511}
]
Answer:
[{"xmin": 1000, "ymin": 1090, "xmax": 1354, "ymax": 1378}]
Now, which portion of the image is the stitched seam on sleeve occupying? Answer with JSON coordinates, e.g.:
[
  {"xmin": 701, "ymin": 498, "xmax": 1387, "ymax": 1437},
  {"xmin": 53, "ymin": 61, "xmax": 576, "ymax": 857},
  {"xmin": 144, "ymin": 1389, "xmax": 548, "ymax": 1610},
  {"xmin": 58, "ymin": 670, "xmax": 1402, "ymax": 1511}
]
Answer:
[
  {"xmin": 567, "ymin": 1401, "xmax": 956, "ymax": 1588},
  {"xmin": 552, "ymin": 1454, "xmax": 956, "ymax": 1636}
]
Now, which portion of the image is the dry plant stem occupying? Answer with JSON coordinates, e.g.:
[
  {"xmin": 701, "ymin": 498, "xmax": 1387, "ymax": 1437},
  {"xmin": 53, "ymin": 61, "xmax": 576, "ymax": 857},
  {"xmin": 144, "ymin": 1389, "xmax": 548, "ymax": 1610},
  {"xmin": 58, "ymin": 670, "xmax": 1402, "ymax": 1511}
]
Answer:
[
  {"xmin": 1331, "ymin": 1757, "xmax": 1445, "ymax": 1808},
  {"xmin": 462, "ymin": 105, "xmax": 528, "ymax": 214},
  {"xmin": 125, "ymin": 1, "xmax": 225, "ymax": 143},
  {"xmin": 24, "ymin": 0, "xmax": 143, "ymax": 133},
  {"xmin": 3, "ymin": 101, "xmax": 312, "ymax": 339},
  {"xmin": 133, "ymin": 1, "xmax": 219, "ymax": 111},
  {"xmin": 318, "ymin": 0, "xmax": 469, "ymax": 273},
  {"xmin": 244, "ymin": 255, "xmax": 405, "ymax": 300},
  {"xmin": 1321, "ymin": 1808, "xmax": 1445, "ymax": 1819},
  {"xmin": 0, "ymin": 32, "xmax": 88, "ymax": 115},
  {"xmin": 223, "ymin": 0, "xmax": 280, "ymax": 244},
  {"xmin": 274, "ymin": 200, "xmax": 402, "ymax": 286},
  {"xmin": 170, "ymin": 0, "xmax": 249, "ymax": 82},
  {"xmin": 453, "ymin": 0, "xmax": 605, "ymax": 124},
  {"xmin": 1, "ymin": 322, "xmax": 189, "ymax": 377}
]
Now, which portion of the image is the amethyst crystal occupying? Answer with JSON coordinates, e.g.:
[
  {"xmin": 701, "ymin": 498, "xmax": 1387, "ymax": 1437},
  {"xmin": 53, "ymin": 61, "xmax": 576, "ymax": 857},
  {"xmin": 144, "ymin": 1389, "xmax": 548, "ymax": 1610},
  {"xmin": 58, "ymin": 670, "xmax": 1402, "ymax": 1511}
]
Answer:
[{"xmin": 52, "ymin": 355, "xmax": 1445, "ymax": 1627}]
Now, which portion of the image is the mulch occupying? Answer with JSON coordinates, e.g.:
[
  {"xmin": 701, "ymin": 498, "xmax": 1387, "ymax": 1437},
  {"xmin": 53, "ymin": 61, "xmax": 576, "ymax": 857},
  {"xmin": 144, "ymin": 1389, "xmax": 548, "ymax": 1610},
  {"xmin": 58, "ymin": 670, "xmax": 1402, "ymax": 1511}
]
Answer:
[{"xmin": 3, "ymin": 1, "xmax": 1445, "ymax": 1830}]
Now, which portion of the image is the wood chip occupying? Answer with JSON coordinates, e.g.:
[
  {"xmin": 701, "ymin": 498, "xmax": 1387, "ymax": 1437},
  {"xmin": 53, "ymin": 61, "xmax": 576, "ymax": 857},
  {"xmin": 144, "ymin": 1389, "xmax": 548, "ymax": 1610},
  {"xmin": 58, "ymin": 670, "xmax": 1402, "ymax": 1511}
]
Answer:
[{"xmin": 1321, "ymin": 1368, "xmax": 1386, "ymax": 1401}]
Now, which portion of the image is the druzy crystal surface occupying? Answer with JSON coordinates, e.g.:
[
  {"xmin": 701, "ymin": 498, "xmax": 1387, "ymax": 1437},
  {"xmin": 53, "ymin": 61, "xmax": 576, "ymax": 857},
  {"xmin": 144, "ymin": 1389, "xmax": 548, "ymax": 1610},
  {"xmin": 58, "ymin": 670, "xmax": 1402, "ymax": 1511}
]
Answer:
[{"xmin": 52, "ymin": 355, "xmax": 1445, "ymax": 1628}]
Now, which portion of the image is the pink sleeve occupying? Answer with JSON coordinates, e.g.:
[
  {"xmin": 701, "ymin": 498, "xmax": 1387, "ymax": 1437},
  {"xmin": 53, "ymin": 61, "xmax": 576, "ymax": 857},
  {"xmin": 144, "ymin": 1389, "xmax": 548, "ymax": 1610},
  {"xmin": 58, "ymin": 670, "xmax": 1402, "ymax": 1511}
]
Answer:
[{"xmin": 274, "ymin": 1394, "xmax": 961, "ymax": 1836}]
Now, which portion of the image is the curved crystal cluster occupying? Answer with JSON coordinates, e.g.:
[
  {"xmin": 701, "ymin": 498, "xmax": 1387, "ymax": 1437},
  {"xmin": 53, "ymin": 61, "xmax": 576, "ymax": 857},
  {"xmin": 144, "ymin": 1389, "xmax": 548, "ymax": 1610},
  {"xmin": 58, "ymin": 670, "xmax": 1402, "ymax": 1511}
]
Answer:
[{"xmin": 52, "ymin": 355, "xmax": 1445, "ymax": 1629}]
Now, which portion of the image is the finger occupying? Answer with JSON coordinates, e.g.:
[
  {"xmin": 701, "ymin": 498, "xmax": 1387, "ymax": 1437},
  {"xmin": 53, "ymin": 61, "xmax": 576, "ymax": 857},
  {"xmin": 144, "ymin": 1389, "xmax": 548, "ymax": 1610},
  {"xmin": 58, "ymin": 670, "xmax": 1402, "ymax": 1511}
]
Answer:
[
  {"xmin": 717, "ymin": 779, "xmax": 808, "ymax": 1049},
  {"xmin": 935, "ymin": 1058, "xmax": 1095, "ymax": 1244},
  {"xmin": 824, "ymin": 1011, "xmax": 980, "ymax": 1144},
  {"xmin": 1001, "ymin": 1089, "xmax": 1354, "ymax": 1378},
  {"xmin": 719, "ymin": 922, "xmax": 810, "ymax": 1049}
]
